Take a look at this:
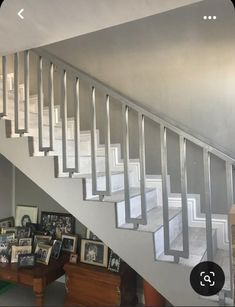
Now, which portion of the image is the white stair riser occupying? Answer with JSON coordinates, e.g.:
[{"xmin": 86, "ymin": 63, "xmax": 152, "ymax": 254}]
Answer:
[
  {"xmin": 116, "ymin": 189, "xmax": 158, "ymax": 227},
  {"xmin": 84, "ymin": 172, "xmax": 135, "ymax": 199}
]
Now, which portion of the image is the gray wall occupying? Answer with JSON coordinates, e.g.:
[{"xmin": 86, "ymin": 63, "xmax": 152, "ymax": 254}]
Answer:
[
  {"xmin": 15, "ymin": 168, "xmax": 86, "ymax": 236},
  {"xmin": 41, "ymin": 0, "xmax": 234, "ymax": 214},
  {"xmin": 0, "ymin": 155, "xmax": 13, "ymax": 219}
]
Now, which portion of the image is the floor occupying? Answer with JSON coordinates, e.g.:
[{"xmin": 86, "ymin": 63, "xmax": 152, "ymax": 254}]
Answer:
[{"xmin": 0, "ymin": 282, "xmax": 65, "ymax": 306}]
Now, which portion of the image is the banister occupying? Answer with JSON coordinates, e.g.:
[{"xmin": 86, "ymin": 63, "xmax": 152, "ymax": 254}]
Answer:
[{"xmin": 33, "ymin": 48, "xmax": 235, "ymax": 165}]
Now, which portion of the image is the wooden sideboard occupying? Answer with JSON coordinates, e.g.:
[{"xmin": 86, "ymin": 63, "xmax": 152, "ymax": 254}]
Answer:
[{"xmin": 64, "ymin": 262, "xmax": 138, "ymax": 307}]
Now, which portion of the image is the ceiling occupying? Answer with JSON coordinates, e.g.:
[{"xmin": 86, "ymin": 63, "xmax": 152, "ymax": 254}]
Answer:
[{"xmin": 0, "ymin": 0, "xmax": 204, "ymax": 55}]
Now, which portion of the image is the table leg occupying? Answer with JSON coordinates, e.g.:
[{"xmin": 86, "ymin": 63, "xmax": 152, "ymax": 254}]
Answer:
[{"xmin": 35, "ymin": 291, "xmax": 44, "ymax": 307}]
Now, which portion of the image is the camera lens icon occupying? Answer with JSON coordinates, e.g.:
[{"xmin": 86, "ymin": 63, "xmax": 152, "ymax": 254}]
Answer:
[{"xmin": 190, "ymin": 261, "xmax": 225, "ymax": 296}]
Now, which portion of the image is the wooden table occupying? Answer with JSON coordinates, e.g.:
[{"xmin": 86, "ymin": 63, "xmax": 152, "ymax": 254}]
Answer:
[{"xmin": 0, "ymin": 255, "xmax": 68, "ymax": 307}]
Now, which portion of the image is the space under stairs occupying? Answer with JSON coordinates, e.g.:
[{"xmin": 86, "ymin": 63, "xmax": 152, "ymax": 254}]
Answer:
[{"xmin": 0, "ymin": 49, "xmax": 234, "ymax": 306}]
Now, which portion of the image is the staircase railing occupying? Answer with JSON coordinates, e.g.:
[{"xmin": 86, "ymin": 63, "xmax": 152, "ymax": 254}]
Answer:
[{"xmin": 0, "ymin": 49, "xmax": 234, "ymax": 299}]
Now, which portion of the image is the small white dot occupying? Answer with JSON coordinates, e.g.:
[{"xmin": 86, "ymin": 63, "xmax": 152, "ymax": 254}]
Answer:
[
  {"xmin": 208, "ymin": 16, "xmax": 212, "ymax": 20},
  {"xmin": 213, "ymin": 16, "xmax": 217, "ymax": 20},
  {"xmin": 203, "ymin": 16, "xmax": 207, "ymax": 20}
]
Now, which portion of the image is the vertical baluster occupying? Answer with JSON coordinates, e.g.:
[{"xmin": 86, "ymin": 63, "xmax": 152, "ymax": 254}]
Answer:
[
  {"xmin": 14, "ymin": 53, "xmax": 19, "ymax": 134},
  {"xmin": 74, "ymin": 78, "xmax": 80, "ymax": 173},
  {"xmin": 91, "ymin": 86, "xmax": 97, "ymax": 194},
  {"xmin": 226, "ymin": 162, "xmax": 234, "ymax": 297},
  {"xmin": 160, "ymin": 125, "xmax": 170, "ymax": 254},
  {"xmin": 61, "ymin": 70, "xmax": 68, "ymax": 173},
  {"xmin": 49, "ymin": 62, "xmax": 54, "ymax": 151},
  {"xmin": 138, "ymin": 113, "xmax": 147, "ymax": 225},
  {"xmin": 1, "ymin": 56, "xmax": 7, "ymax": 117},
  {"xmin": 179, "ymin": 136, "xmax": 189, "ymax": 258},
  {"xmin": 122, "ymin": 105, "xmax": 131, "ymax": 223},
  {"xmin": 38, "ymin": 56, "xmax": 43, "ymax": 151},
  {"xmin": 24, "ymin": 50, "xmax": 29, "ymax": 133},
  {"xmin": 203, "ymin": 148, "xmax": 214, "ymax": 261},
  {"xmin": 105, "ymin": 95, "xmax": 111, "ymax": 194}
]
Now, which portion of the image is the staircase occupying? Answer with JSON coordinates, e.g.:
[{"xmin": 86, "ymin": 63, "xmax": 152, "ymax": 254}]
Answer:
[{"xmin": 0, "ymin": 49, "xmax": 234, "ymax": 306}]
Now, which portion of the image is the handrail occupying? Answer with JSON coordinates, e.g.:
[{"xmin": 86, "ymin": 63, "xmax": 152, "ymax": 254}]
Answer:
[{"xmin": 33, "ymin": 48, "xmax": 235, "ymax": 165}]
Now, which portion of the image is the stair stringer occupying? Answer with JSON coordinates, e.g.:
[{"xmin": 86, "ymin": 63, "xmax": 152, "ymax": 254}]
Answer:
[{"xmin": 0, "ymin": 119, "xmax": 218, "ymax": 306}]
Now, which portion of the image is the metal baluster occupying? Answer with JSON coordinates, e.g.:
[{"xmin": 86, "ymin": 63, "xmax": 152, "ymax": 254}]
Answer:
[
  {"xmin": 203, "ymin": 148, "xmax": 214, "ymax": 261},
  {"xmin": 122, "ymin": 105, "xmax": 131, "ymax": 223},
  {"xmin": 138, "ymin": 113, "xmax": 147, "ymax": 225},
  {"xmin": 91, "ymin": 86, "xmax": 97, "ymax": 194},
  {"xmin": 24, "ymin": 50, "xmax": 29, "ymax": 133},
  {"xmin": 105, "ymin": 95, "xmax": 111, "ymax": 194},
  {"xmin": 160, "ymin": 125, "xmax": 170, "ymax": 255},
  {"xmin": 61, "ymin": 70, "xmax": 68, "ymax": 173},
  {"xmin": 14, "ymin": 53, "xmax": 19, "ymax": 134},
  {"xmin": 74, "ymin": 77, "xmax": 80, "ymax": 173},
  {"xmin": 49, "ymin": 62, "xmax": 54, "ymax": 151},
  {"xmin": 38, "ymin": 56, "xmax": 44, "ymax": 151},
  {"xmin": 226, "ymin": 162, "xmax": 234, "ymax": 298},
  {"xmin": 179, "ymin": 136, "xmax": 189, "ymax": 258},
  {"xmin": 1, "ymin": 56, "xmax": 7, "ymax": 117}
]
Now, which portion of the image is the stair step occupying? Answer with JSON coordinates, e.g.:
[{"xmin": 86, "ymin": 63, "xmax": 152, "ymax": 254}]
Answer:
[
  {"xmin": 119, "ymin": 206, "xmax": 181, "ymax": 232},
  {"xmin": 158, "ymin": 227, "xmax": 217, "ymax": 267}
]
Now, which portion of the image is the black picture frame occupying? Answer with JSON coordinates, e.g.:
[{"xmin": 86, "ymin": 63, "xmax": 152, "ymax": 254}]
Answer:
[
  {"xmin": 18, "ymin": 253, "xmax": 35, "ymax": 268},
  {"xmin": 51, "ymin": 240, "xmax": 62, "ymax": 259},
  {"xmin": 0, "ymin": 216, "xmax": 15, "ymax": 229},
  {"xmin": 108, "ymin": 250, "xmax": 121, "ymax": 273},
  {"xmin": 16, "ymin": 226, "xmax": 31, "ymax": 239},
  {"xmin": 40, "ymin": 211, "xmax": 75, "ymax": 239}
]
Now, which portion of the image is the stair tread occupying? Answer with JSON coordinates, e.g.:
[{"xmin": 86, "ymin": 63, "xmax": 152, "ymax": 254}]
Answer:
[
  {"xmin": 120, "ymin": 207, "xmax": 181, "ymax": 232},
  {"xmin": 90, "ymin": 187, "xmax": 155, "ymax": 203},
  {"xmin": 59, "ymin": 171, "xmax": 124, "ymax": 179}
]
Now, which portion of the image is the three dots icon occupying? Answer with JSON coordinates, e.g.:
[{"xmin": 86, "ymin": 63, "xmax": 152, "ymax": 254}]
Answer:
[{"xmin": 203, "ymin": 16, "xmax": 216, "ymax": 20}]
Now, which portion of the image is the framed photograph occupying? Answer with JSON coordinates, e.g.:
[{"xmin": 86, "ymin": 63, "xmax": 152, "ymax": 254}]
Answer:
[
  {"xmin": 1, "ymin": 227, "xmax": 16, "ymax": 235},
  {"xmin": 16, "ymin": 227, "xmax": 31, "ymax": 239},
  {"xmin": 26, "ymin": 223, "xmax": 41, "ymax": 236},
  {"xmin": 0, "ymin": 233, "xmax": 15, "ymax": 244},
  {"xmin": 80, "ymin": 239, "xmax": 108, "ymax": 267},
  {"xmin": 62, "ymin": 234, "xmax": 78, "ymax": 253},
  {"xmin": 69, "ymin": 253, "xmax": 78, "ymax": 264},
  {"xmin": 35, "ymin": 244, "xmax": 52, "ymax": 265},
  {"xmin": 18, "ymin": 253, "xmax": 35, "ymax": 268},
  {"xmin": 15, "ymin": 205, "xmax": 38, "ymax": 227},
  {"xmin": 0, "ymin": 216, "xmax": 14, "ymax": 229},
  {"xmin": 108, "ymin": 251, "xmax": 121, "ymax": 273},
  {"xmin": 19, "ymin": 238, "xmax": 32, "ymax": 246},
  {"xmin": 11, "ymin": 245, "xmax": 32, "ymax": 263},
  {"xmin": 40, "ymin": 211, "xmax": 75, "ymax": 239},
  {"xmin": 0, "ymin": 245, "xmax": 10, "ymax": 263},
  {"xmin": 86, "ymin": 229, "xmax": 100, "ymax": 241},
  {"xmin": 51, "ymin": 240, "xmax": 62, "ymax": 259},
  {"xmin": 33, "ymin": 235, "xmax": 52, "ymax": 250}
]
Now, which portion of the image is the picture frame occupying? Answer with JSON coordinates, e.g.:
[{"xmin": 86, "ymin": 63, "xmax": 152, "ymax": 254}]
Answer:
[
  {"xmin": 18, "ymin": 253, "xmax": 35, "ymax": 268},
  {"xmin": 62, "ymin": 234, "xmax": 78, "ymax": 253},
  {"xmin": 0, "ymin": 233, "xmax": 15, "ymax": 244},
  {"xmin": 86, "ymin": 229, "xmax": 100, "ymax": 241},
  {"xmin": 0, "ymin": 216, "xmax": 14, "ymax": 229},
  {"xmin": 15, "ymin": 205, "xmax": 38, "ymax": 227},
  {"xmin": 1, "ymin": 227, "xmax": 17, "ymax": 235},
  {"xmin": 35, "ymin": 243, "xmax": 52, "ymax": 265},
  {"xmin": 11, "ymin": 245, "xmax": 32, "ymax": 263},
  {"xmin": 69, "ymin": 253, "xmax": 78, "ymax": 264},
  {"xmin": 19, "ymin": 238, "xmax": 33, "ymax": 246},
  {"xmin": 16, "ymin": 227, "xmax": 31, "ymax": 239},
  {"xmin": 0, "ymin": 245, "xmax": 10, "ymax": 263},
  {"xmin": 33, "ymin": 235, "xmax": 52, "ymax": 250},
  {"xmin": 80, "ymin": 239, "xmax": 108, "ymax": 268},
  {"xmin": 108, "ymin": 251, "xmax": 121, "ymax": 273},
  {"xmin": 40, "ymin": 211, "xmax": 75, "ymax": 239},
  {"xmin": 51, "ymin": 240, "xmax": 62, "ymax": 259}
]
